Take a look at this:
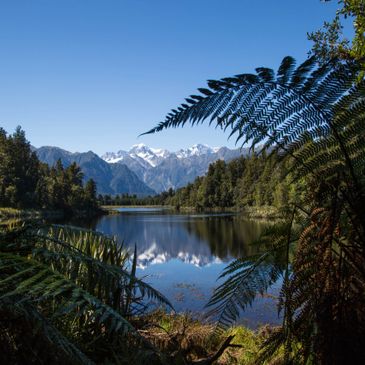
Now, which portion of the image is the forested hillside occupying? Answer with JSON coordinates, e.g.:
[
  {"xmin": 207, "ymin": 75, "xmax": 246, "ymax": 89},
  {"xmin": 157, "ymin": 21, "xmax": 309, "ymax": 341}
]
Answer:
[
  {"xmin": 0, "ymin": 127, "xmax": 98, "ymax": 215},
  {"xmin": 164, "ymin": 152, "xmax": 304, "ymax": 210}
]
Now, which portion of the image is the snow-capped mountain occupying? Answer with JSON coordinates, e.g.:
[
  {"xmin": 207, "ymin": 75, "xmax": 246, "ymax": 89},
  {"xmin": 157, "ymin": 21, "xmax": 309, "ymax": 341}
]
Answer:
[
  {"xmin": 33, "ymin": 143, "xmax": 250, "ymax": 196},
  {"xmin": 102, "ymin": 143, "xmax": 230, "ymax": 167},
  {"xmin": 102, "ymin": 150, "xmax": 129, "ymax": 164},
  {"xmin": 128, "ymin": 144, "xmax": 171, "ymax": 167},
  {"xmin": 102, "ymin": 144, "xmax": 250, "ymax": 193},
  {"xmin": 175, "ymin": 144, "xmax": 217, "ymax": 158},
  {"xmin": 102, "ymin": 143, "xmax": 214, "ymax": 165}
]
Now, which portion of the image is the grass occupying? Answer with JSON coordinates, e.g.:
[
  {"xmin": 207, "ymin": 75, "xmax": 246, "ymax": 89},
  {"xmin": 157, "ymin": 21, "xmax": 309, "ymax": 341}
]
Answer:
[
  {"xmin": 0, "ymin": 207, "xmax": 61, "ymax": 219},
  {"xmin": 135, "ymin": 311, "xmax": 284, "ymax": 364},
  {"xmin": 241, "ymin": 205, "xmax": 282, "ymax": 219}
]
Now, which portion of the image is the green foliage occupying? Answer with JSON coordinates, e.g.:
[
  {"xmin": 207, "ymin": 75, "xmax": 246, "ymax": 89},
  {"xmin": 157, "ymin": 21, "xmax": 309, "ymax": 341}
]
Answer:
[
  {"xmin": 144, "ymin": 56, "xmax": 365, "ymax": 363},
  {"xmin": 206, "ymin": 222, "xmax": 296, "ymax": 334},
  {"xmin": 164, "ymin": 153, "xmax": 300, "ymax": 211},
  {"xmin": 98, "ymin": 191, "xmax": 171, "ymax": 206},
  {"xmin": 309, "ymin": 0, "xmax": 365, "ymax": 77},
  {"xmin": 0, "ymin": 126, "xmax": 99, "ymax": 215},
  {"xmin": 0, "ymin": 223, "xmax": 173, "ymax": 364}
]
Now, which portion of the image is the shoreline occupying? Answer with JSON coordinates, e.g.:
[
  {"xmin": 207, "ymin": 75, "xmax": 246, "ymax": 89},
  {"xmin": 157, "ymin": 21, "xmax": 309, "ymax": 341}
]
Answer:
[
  {"xmin": 0, "ymin": 207, "xmax": 105, "ymax": 222},
  {"xmin": 102, "ymin": 204, "xmax": 283, "ymax": 219}
]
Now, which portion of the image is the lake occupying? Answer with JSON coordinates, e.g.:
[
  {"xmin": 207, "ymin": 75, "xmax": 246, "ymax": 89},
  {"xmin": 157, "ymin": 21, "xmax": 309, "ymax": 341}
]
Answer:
[{"xmin": 75, "ymin": 207, "xmax": 282, "ymax": 328}]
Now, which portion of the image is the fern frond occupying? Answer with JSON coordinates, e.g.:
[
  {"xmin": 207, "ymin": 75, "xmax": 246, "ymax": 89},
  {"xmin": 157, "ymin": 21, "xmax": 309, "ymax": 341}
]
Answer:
[
  {"xmin": 143, "ymin": 57, "xmax": 364, "ymax": 183},
  {"xmin": 0, "ymin": 252, "xmax": 136, "ymax": 335},
  {"xmin": 34, "ymin": 226, "xmax": 174, "ymax": 311},
  {"xmin": 205, "ymin": 221, "xmax": 296, "ymax": 334},
  {"xmin": 0, "ymin": 297, "xmax": 94, "ymax": 364}
]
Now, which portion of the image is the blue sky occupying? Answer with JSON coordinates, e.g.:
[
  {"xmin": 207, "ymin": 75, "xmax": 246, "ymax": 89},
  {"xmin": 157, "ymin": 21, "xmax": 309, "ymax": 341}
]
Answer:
[{"xmin": 0, "ymin": 0, "xmax": 345, "ymax": 155}]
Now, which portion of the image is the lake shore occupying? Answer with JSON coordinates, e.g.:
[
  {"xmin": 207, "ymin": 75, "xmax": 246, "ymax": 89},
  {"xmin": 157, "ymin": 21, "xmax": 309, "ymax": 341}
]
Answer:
[
  {"xmin": 102, "ymin": 204, "xmax": 282, "ymax": 219},
  {"xmin": 0, "ymin": 206, "xmax": 106, "ymax": 221}
]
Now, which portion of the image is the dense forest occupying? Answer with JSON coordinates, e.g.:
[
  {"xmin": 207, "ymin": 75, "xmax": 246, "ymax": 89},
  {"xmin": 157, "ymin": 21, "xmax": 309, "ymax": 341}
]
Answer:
[
  {"xmin": 163, "ymin": 152, "xmax": 304, "ymax": 210},
  {"xmin": 0, "ymin": 126, "xmax": 99, "ymax": 215}
]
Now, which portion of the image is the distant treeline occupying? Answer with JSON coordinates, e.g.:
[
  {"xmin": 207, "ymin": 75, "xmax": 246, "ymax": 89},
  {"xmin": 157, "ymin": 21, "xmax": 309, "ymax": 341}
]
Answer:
[
  {"xmin": 0, "ymin": 127, "xmax": 99, "ymax": 215},
  {"xmin": 100, "ymin": 152, "xmax": 304, "ymax": 210},
  {"xmin": 97, "ymin": 190, "xmax": 174, "ymax": 206}
]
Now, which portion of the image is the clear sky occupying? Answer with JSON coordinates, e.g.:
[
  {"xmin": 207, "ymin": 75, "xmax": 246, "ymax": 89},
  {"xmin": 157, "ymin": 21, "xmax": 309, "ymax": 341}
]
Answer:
[{"xmin": 0, "ymin": 0, "xmax": 345, "ymax": 155}]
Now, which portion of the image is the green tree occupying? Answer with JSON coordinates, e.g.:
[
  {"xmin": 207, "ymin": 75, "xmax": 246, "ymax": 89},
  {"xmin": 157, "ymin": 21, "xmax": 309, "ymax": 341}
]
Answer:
[
  {"xmin": 309, "ymin": 0, "xmax": 365, "ymax": 76},
  {"xmin": 0, "ymin": 127, "xmax": 101, "ymax": 214},
  {"xmin": 0, "ymin": 126, "xmax": 40, "ymax": 208},
  {"xmin": 84, "ymin": 179, "xmax": 97, "ymax": 208}
]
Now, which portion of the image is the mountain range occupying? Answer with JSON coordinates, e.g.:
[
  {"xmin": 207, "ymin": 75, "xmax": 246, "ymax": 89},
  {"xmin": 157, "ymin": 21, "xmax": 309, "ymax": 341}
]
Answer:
[{"xmin": 34, "ymin": 144, "xmax": 249, "ymax": 196}]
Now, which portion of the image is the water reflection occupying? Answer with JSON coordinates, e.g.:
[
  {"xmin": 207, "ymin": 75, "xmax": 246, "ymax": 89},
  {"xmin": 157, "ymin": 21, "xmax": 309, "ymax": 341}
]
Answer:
[
  {"xmin": 81, "ymin": 209, "xmax": 268, "ymax": 269},
  {"xmin": 71, "ymin": 208, "xmax": 281, "ymax": 326}
]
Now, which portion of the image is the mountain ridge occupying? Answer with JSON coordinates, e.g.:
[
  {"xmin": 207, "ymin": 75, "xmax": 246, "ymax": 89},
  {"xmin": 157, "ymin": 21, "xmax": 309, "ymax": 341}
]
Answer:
[
  {"xmin": 35, "ymin": 143, "xmax": 251, "ymax": 195},
  {"xmin": 35, "ymin": 146, "xmax": 156, "ymax": 196},
  {"xmin": 101, "ymin": 143, "xmax": 250, "ymax": 193}
]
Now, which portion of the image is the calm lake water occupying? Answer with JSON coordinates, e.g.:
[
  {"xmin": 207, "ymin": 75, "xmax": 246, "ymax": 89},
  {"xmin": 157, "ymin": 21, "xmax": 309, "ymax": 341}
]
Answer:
[{"xmin": 75, "ymin": 207, "xmax": 282, "ymax": 328}]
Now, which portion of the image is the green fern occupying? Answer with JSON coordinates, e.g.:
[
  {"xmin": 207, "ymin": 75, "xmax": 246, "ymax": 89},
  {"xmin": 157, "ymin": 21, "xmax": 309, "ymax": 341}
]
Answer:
[
  {"xmin": 143, "ymin": 57, "xmax": 364, "ymax": 182},
  {"xmin": 0, "ymin": 223, "xmax": 172, "ymax": 364}
]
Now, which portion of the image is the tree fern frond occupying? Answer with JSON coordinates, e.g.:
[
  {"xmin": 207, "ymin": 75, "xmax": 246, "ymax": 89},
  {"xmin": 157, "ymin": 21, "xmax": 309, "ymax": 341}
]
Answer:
[
  {"xmin": 34, "ymin": 226, "xmax": 174, "ymax": 311},
  {"xmin": 205, "ymin": 222, "xmax": 296, "ymax": 334},
  {"xmin": 1, "ymin": 297, "xmax": 94, "ymax": 364},
  {"xmin": 277, "ymin": 56, "xmax": 296, "ymax": 85},
  {"xmin": 256, "ymin": 67, "xmax": 275, "ymax": 82},
  {"xmin": 289, "ymin": 56, "xmax": 317, "ymax": 89},
  {"xmin": 143, "ymin": 56, "xmax": 362, "ymax": 184},
  {"xmin": 0, "ymin": 252, "xmax": 137, "ymax": 335},
  {"xmin": 143, "ymin": 54, "xmax": 365, "ymax": 363},
  {"xmin": 205, "ymin": 252, "xmax": 283, "ymax": 334}
]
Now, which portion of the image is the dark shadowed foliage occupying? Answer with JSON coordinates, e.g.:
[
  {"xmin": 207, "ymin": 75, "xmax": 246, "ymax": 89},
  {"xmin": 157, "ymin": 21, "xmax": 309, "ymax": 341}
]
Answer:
[{"xmin": 144, "ymin": 56, "xmax": 365, "ymax": 364}]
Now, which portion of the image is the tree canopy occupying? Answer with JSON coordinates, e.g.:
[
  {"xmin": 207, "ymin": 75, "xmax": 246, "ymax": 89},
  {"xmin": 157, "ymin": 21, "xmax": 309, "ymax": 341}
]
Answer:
[{"xmin": 0, "ymin": 126, "xmax": 99, "ymax": 215}]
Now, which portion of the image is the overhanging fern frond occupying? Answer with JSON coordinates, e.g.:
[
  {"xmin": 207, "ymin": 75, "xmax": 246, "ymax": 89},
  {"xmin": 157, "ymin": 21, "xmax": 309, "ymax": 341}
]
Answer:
[
  {"xmin": 205, "ymin": 222, "xmax": 298, "ymax": 334},
  {"xmin": 0, "ymin": 297, "xmax": 94, "ymax": 365},
  {"xmin": 143, "ymin": 54, "xmax": 365, "ymax": 362},
  {"xmin": 142, "ymin": 56, "xmax": 364, "ymax": 182},
  {"xmin": 35, "ymin": 226, "xmax": 174, "ymax": 311},
  {"xmin": 0, "ymin": 252, "xmax": 136, "ymax": 335}
]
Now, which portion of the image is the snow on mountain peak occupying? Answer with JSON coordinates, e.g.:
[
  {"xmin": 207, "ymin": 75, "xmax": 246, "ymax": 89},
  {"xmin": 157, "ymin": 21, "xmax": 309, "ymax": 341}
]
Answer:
[
  {"xmin": 131, "ymin": 143, "xmax": 146, "ymax": 149},
  {"xmin": 150, "ymin": 147, "xmax": 170, "ymax": 158},
  {"xmin": 175, "ymin": 144, "xmax": 216, "ymax": 158},
  {"xmin": 102, "ymin": 143, "xmax": 223, "ymax": 165},
  {"xmin": 127, "ymin": 144, "xmax": 164, "ymax": 167},
  {"xmin": 189, "ymin": 143, "xmax": 213, "ymax": 155},
  {"xmin": 101, "ymin": 150, "xmax": 128, "ymax": 163}
]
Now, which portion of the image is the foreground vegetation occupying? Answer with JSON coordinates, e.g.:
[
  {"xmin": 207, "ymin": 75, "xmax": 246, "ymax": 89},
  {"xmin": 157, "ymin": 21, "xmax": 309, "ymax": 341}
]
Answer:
[
  {"xmin": 0, "ymin": 223, "xmax": 168, "ymax": 364},
  {"xmin": 144, "ymin": 51, "xmax": 365, "ymax": 364},
  {"xmin": 0, "ymin": 222, "xmax": 285, "ymax": 364}
]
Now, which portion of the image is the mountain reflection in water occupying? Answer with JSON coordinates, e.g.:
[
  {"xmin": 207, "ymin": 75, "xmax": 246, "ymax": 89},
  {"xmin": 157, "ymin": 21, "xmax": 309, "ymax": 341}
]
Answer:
[
  {"xmin": 83, "ymin": 208, "xmax": 267, "ymax": 268},
  {"xmin": 74, "ymin": 208, "xmax": 281, "ymax": 327}
]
